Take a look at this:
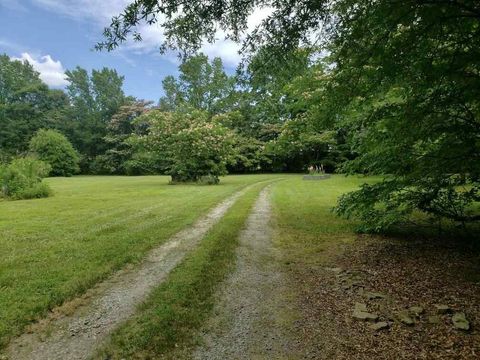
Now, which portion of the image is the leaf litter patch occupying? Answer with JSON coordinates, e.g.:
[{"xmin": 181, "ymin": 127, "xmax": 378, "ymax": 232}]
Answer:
[{"xmin": 288, "ymin": 235, "xmax": 480, "ymax": 359}]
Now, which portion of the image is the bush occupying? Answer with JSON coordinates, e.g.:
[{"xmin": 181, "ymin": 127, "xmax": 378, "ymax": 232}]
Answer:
[
  {"xmin": 29, "ymin": 129, "xmax": 80, "ymax": 177},
  {"xmin": 168, "ymin": 174, "xmax": 221, "ymax": 185},
  {"xmin": 0, "ymin": 157, "xmax": 51, "ymax": 200}
]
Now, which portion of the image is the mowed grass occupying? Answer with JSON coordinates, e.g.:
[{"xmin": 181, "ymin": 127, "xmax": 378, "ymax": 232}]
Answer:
[
  {"xmin": 98, "ymin": 175, "xmax": 373, "ymax": 358},
  {"xmin": 95, "ymin": 180, "xmax": 273, "ymax": 359},
  {"xmin": 0, "ymin": 174, "xmax": 278, "ymax": 348},
  {"xmin": 271, "ymin": 175, "xmax": 379, "ymax": 266}
]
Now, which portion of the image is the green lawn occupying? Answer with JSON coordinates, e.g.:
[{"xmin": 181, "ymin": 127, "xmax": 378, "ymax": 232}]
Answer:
[
  {"xmin": 0, "ymin": 174, "xmax": 278, "ymax": 348},
  {"xmin": 0, "ymin": 174, "xmax": 376, "ymax": 353},
  {"xmin": 96, "ymin": 174, "xmax": 375, "ymax": 358},
  {"xmin": 270, "ymin": 175, "xmax": 378, "ymax": 266},
  {"xmin": 96, "ymin": 180, "xmax": 272, "ymax": 359}
]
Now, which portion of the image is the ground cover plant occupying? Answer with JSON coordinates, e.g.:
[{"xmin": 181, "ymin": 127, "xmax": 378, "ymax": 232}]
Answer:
[
  {"xmin": 0, "ymin": 174, "xmax": 274, "ymax": 349},
  {"xmin": 96, "ymin": 180, "xmax": 274, "ymax": 359}
]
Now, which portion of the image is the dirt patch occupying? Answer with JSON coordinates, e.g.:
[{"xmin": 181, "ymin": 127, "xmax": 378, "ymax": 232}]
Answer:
[
  {"xmin": 4, "ymin": 188, "xmax": 249, "ymax": 360},
  {"xmin": 193, "ymin": 187, "xmax": 298, "ymax": 359},
  {"xmin": 289, "ymin": 235, "xmax": 480, "ymax": 359}
]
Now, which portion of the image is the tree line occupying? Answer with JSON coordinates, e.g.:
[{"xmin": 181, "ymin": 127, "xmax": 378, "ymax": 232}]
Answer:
[{"xmin": 0, "ymin": 50, "xmax": 348, "ymax": 177}]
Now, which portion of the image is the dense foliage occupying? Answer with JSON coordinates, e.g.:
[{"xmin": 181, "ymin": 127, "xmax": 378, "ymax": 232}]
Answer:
[
  {"xmin": 94, "ymin": 99, "xmax": 152, "ymax": 175},
  {"xmin": 134, "ymin": 109, "xmax": 236, "ymax": 183},
  {"xmin": 64, "ymin": 67, "xmax": 127, "ymax": 172},
  {"xmin": 0, "ymin": 55, "xmax": 68, "ymax": 158},
  {"xmin": 0, "ymin": 157, "xmax": 51, "ymax": 200},
  {"xmin": 330, "ymin": 1, "xmax": 480, "ymax": 231},
  {"xmin": 29, "ymin": 129, "xmax": 80, "ymax": 177},
  {"xmin": 159, "ymin": 54, "xmax": 235, "ymax": 114}
]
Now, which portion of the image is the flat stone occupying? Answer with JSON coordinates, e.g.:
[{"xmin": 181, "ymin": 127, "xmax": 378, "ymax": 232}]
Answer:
[
  {"xmin": 435, "ymin": 304, "xmax": 452, "ymax": 314},
  {"xmin": 355, "ymin": 302, "xmax": 368, "ymax": 312},
  {"xmin": 409, "ymin": 306, "xmax": 425, "ymax": 317},
  {"xmin": 428, "ymin": 315, "xmax": 441, "ymax": 324},
  {"xmin": 353, "ymin": 311, "xmax": 378, "ymax": 322},
  {"xmin": 353, "ymin": 303, "xmax": 378, "ymax": 322},
  {"xmin": 452, "ymin": 312, "xmax": 470, "ymax": 331},
  {"xmin": 369, "ymin": 321, "xmax": 389, "ymax": 331},
  {"xmin": 365, "ymin": 292, "xmax": 386, "ymax": 300},
  {"xmin": 397, "ymin": 310, "xmax": 415, "ymax": 326}
]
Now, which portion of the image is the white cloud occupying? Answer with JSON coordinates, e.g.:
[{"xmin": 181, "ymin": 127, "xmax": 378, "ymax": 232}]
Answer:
[
  {"xmin": 13, "ymin": 52, "xmax": 69, "ymax": 87},
  {"xmin": 201, "ymin": 7, "xmax": 273, "ymax": 67},
  {"xmin": 202, "ymin": 39, "xmax": 241, "ymax": 68}
]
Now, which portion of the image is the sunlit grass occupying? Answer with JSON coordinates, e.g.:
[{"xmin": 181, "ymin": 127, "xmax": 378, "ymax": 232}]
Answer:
[
  {"xmin": 0, "ymin": 174, "xmax": 277, "ymax": 349},
  {"xmin": 95, "ymin": 180, "xmax": 272, "ymax": 359}
]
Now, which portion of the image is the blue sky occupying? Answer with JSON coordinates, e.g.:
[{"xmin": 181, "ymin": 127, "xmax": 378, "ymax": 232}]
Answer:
[{"xmin": 0, "ymin": 0, "xmax": 268, "ymax": 101}]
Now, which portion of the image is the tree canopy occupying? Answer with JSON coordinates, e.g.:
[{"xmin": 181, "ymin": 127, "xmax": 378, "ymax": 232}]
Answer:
[
  {"xmin": 0, "ymin": 55, "xmax": 68, "ymax": 157},
  {"xmin": 159, "ymin": 54, "xmax": 235, "ymax": 114}
]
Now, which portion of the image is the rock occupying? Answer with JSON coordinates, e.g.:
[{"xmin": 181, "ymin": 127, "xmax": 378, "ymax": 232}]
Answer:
[
  {"xmin": 365, "ymin": 292, "xmax": 386, "ymax": 300},
  {"xmin": 409, "ymin": 306, "xmax": 425, "ymax": 317},
  {"xmin": 353, "ymin": 311, "xmax": 378, "ymax": 322},
  {"xmin": 428, "ymin": 315, "xmax": 441, "ymax": 324},
  {"xmin": 326, "ymin": 267, "xmax": 343, "ymax": 274},
  {"xmin": 355, "ymin": 302, "xmax": 368, "ymax": 312},
  {"xmin": 397, "ymin": 310, "xmax": 415, "ymax": 326},
  {"xmin": 353, "ymin": 303, "xmax": 378, "ymax": 322},
  {"xmin": 434, "ymin": 304, "xmax": 452, "ymax": 314},
  {"xmin": 452, "ymin": 312, "xmax": 470, "ymax": 331},
  {"xmin": 369, "ymin": 321, "xmax": 389, "ymax": 331}
]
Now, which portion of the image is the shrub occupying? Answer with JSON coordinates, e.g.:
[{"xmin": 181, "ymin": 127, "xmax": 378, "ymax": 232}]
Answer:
[
  {"xmin": 29, "ymin": 129, "xmax": 80, "ymax": 177},
  {"xmin": 0, "ymin": 157, "xmax": 51, "ymax": 200}
]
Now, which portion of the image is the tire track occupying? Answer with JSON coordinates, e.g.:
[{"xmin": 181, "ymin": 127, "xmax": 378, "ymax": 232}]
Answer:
[
  {"xmin": 194, "ymin": 186, "xmax": 297, "ymax": 359},
  {"xmin": 5, "ymin": 187, "xmax": 250, "ymax": 360}
]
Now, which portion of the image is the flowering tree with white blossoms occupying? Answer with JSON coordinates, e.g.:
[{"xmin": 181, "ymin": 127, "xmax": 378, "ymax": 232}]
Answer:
[{"xmin": 135, "ymin": 109, "xmax": 236, "ymax": 183}]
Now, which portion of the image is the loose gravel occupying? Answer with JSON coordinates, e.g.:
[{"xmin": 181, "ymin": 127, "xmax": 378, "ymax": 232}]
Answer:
[{"xmin": 193, "ymin": 187, "xmax": 297, "ymax": 360}]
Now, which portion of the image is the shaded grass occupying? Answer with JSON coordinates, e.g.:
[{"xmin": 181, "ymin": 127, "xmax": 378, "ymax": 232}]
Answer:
[
  {"xmin": 0, "ymin": 174, "xmax": 278, "ymax": 349},
  {"xmin": 95, "ymin": 180, "xmax": 271, "ymax": 359},
  {"xmin": 271, "ymin": 174, "xmax": 480, "ymax": 284},
  {"xmin": 270, "ymin": 175, "xmax": 376, "ymax": 266}
]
